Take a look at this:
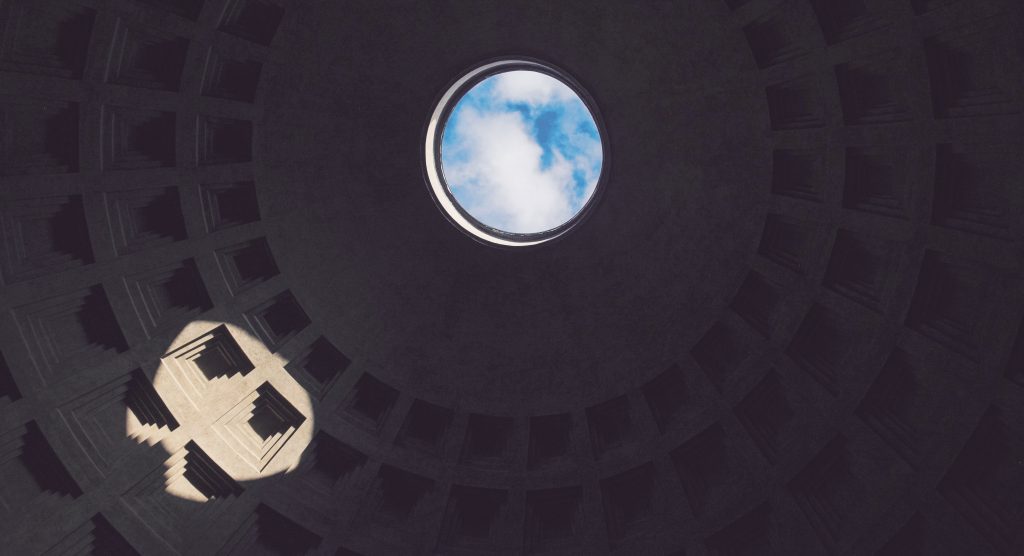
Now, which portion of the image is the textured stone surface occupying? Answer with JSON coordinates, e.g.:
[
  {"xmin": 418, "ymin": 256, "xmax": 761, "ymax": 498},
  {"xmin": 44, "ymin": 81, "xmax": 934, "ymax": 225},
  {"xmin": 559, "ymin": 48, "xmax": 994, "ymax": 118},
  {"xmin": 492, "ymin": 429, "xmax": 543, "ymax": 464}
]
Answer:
[{"xmin": 0, "ymin": 0, "xmax": 1022, "ymax": 554}]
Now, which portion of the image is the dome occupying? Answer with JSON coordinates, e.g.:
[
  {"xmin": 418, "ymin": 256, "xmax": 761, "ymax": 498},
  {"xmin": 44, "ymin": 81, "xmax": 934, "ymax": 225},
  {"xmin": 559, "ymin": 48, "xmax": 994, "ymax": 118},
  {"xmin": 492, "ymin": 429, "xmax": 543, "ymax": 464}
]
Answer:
[{"xmin": 1, "ymin": 0, "xmax": 1023, "ymax": 554}]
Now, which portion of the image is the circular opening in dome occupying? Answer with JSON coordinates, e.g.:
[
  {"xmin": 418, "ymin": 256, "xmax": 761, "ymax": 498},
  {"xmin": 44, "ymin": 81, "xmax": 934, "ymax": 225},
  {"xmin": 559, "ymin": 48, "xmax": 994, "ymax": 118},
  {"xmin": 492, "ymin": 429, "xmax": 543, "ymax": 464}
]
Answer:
[{"xmin": 425, "ymin": 59, "xmax": 607, "ymax": 247}]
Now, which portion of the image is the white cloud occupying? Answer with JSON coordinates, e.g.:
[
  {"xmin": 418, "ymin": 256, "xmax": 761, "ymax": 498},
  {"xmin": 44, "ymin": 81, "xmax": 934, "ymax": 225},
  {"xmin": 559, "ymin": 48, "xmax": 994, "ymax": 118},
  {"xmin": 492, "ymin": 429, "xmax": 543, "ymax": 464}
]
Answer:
[
  {"xmin": 559, "ymin": 112, "xmax": 603, "ymax": 204},
  {"xmin": 444, "ymin": 106, "xmax": 577, "ymax": 233},
  {"xmin": 441, "ymin": 70, "xmax": 603, "ymax": 234},
  {"xmin": 492, "ymin": 71, "xmax": 576, "ymax": 106}
]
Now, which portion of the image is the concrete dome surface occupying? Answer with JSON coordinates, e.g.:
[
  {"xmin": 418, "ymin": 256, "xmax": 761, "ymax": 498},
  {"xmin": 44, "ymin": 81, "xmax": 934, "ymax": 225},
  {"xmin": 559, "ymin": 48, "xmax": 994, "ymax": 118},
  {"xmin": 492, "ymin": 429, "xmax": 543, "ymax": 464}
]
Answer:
[{"xmin": 0, "ymin": 0, "xmax": 1023, "ymax": 554}]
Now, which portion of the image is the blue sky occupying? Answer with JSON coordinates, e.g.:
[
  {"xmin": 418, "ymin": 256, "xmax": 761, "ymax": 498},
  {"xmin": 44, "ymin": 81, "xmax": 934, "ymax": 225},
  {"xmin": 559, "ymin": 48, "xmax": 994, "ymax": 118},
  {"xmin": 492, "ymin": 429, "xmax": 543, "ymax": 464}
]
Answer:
[{"xmin": 441, "ymin": 70, "xmax": 603, "ymax": 233}]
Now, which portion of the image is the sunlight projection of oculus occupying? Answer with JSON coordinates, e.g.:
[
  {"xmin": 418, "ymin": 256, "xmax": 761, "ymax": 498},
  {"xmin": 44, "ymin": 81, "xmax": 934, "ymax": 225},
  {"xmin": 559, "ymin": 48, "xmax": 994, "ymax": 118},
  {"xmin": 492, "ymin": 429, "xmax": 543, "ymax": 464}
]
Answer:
[{"xmin": 426, "ymin": 59, "xmax": 607, "ymax": 247}]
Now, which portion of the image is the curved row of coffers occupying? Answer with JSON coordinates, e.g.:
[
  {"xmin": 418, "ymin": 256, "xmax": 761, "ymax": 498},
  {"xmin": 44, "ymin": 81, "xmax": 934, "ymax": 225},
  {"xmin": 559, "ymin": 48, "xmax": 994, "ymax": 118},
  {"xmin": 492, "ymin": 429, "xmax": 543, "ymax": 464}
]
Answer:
[{"xmin": 0, "ymin": 0, "xmax": 1022, "ymax": 554}]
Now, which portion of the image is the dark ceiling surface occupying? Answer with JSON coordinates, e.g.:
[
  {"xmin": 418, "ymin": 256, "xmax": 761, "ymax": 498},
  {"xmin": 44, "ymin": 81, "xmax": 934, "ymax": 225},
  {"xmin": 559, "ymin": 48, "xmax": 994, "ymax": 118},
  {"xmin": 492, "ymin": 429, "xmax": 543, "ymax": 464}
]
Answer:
[
  {"xmin": 259, "ymin": 0, "xmax": 768, "ymax": 412},
  {"xmin": 1, "ymin": 0, "xmax": 1023, "ymax": 555}
]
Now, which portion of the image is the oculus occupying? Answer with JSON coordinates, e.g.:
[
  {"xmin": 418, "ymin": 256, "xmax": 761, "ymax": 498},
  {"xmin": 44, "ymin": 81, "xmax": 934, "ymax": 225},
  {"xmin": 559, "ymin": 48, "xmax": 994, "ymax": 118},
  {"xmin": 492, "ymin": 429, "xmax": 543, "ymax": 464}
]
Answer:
[{"xmin": 425, "ymin": 59, "xmax": 607, "ymax": 247}]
